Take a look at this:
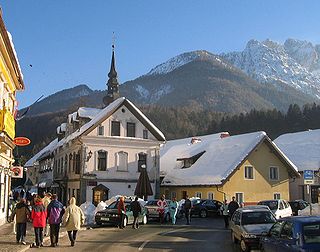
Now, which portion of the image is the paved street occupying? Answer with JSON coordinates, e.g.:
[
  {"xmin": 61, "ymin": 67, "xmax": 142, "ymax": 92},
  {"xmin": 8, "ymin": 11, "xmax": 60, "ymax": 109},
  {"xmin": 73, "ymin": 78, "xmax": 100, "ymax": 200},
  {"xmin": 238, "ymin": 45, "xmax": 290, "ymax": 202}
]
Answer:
[{"xmin": 24, "ymin": 217, "xmax": 248, "ymax": 252}]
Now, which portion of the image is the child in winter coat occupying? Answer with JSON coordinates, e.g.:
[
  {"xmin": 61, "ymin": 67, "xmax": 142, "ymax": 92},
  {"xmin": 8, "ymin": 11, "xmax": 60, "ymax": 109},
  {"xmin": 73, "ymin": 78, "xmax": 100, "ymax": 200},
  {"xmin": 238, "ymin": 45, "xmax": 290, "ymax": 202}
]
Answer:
[{"xmin": 31, "ymin": 196, "xmax": 47, "ymax": 248}]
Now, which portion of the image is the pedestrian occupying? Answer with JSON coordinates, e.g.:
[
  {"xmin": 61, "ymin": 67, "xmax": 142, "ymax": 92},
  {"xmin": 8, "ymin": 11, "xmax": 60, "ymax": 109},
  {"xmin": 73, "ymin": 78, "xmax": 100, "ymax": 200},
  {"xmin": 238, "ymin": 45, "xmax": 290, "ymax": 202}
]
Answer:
[
  {"xmin": 220, "ymin": 199, "xmax": 229, "ymax": 228},
  {"xmin": 43, "ymin": 192, "xmax": 52, "ymax": 237},
  {"xmin": 20, "ymin": 189, "xmax": 25, "ymax": 199},
  {"xmin": 169, "ymin": 197, "xmax": 179, "ymax": 224},
  {"xmin": 184, "ymin": 195, "xmax": 192, "ymax": 225},
  {"xmin": 157, "ymin": 195, "xmax": 167, "ymax": 224},
  {"xmin": 11, "ymin": 198, "xmax": 30, "ymax": 245},
  {"xmin": 47, "ymin": 194, "xmax": 65, "ymax": 247},
  {"xmin": 228, "ymin": 196, "xmax": 239, "ymax": 219},
  {"xmin": 130, "ymin": 197, "xmax": 142, "ymax": 229},
  {"xmin": 63, "ymin": 197, "xmax": 85, "ymax": 247},
  {"xmin": 31, "ymin": 196, "xmax": 47, "ymax": 248},
  {"xmin": 117, "ymin": 196, "xmax": 126, "ymax": 229}
]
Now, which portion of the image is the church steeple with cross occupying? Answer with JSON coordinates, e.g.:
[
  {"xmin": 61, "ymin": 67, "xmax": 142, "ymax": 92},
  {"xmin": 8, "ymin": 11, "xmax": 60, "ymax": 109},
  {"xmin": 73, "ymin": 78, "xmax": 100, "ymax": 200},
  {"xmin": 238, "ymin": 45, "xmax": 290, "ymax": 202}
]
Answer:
[{"xmin": 103, "ymin": 39, "xmax": 120, "ymax": 106}]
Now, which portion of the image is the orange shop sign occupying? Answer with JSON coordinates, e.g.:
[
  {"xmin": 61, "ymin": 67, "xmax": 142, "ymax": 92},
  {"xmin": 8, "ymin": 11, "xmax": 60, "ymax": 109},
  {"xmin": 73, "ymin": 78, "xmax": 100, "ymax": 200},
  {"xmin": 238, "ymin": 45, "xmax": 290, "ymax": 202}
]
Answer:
[{"xmin": 13, "ymin": 137, "xmax": 31, "ymax": 146}]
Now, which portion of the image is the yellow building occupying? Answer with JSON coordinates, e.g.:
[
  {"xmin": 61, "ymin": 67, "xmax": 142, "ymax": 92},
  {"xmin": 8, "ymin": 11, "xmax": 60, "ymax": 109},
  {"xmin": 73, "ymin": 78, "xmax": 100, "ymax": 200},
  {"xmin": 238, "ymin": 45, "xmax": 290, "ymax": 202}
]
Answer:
[
  {"xmin": 0, "ymin": 9, "xmax": 24, "ymax": 225},
  {"xmin": 160, "ymin": 131, "xmax": 299, "ymax": 205}
]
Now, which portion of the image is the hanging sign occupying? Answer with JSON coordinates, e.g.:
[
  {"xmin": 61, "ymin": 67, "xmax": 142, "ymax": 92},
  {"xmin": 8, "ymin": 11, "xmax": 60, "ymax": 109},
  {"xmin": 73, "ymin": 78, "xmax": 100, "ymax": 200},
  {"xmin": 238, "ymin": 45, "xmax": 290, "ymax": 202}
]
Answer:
[
  {"xmin": 13, "ymin": 137, "xmax": 31, "ymax": 146},
  {"xmin": 10, "ymin": 166, "xmax": 23, "ymax": 178}
]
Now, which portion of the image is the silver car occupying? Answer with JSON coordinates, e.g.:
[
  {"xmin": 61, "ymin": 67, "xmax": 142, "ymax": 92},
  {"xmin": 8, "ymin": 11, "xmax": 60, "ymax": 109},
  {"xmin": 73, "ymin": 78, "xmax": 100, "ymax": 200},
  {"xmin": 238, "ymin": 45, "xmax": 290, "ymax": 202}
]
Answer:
[
  {"xmin": 230, "ymin": 206, "xmax": 277, "ymax": 252},
  {"xmin": 144, "ymin": 199, "xmax": 171, "ymax": 222}
]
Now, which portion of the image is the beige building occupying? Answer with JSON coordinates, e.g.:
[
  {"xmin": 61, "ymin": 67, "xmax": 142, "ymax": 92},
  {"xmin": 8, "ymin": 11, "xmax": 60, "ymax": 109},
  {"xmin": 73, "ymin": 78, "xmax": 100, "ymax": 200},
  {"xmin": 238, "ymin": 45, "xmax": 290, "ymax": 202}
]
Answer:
[
  {"xmin": 0, "ymin": 10, "xmax": 24, "ymax": 225},
  {"xmin": 160, "ymin": 132, "xmax": 300, "ymax": 205}
]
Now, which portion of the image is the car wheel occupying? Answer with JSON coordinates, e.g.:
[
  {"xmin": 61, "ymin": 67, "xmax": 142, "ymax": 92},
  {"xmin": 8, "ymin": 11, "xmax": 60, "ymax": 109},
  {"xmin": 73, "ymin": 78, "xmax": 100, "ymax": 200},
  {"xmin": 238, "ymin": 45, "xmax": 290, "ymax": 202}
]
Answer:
[
  {"xmin": 231, "ymin": 231, "xmax": 238, "ymax": 244},
  {"xmin": 142, "ymin": 215, "xmax": 147, "ymax": 225},
  {"xmin": 200, "ymin": 209, "xmax": 207, "ymax": 218},
  {"xmin": 240, "ymin": 238, "xmax": 249, "ymax": 252}
]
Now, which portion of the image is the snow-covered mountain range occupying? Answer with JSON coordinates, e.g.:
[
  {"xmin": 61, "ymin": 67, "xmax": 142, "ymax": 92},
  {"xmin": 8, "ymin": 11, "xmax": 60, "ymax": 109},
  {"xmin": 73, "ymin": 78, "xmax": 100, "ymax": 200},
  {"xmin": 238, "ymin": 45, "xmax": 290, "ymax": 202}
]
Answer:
[{"xmin": 221, "ymin": 39, "xmax": 320, "ymax": 99}]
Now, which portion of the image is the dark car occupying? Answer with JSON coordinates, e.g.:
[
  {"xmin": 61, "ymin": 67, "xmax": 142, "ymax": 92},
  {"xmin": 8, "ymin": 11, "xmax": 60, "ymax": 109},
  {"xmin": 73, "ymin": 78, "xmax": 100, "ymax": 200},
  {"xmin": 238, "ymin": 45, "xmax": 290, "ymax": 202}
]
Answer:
[
  {"xmin": 95, "ymin": 199, "xmax": 147, "ymax": 227},
  {"xmin": 289, "ymin": 200, "xmax": 309, "ymax": 216},
  {"xmin": 191, "ymin": 199, "xmax": 222, "ymax": 218},
  {"xmin": 230, "ymin": 206, "xmax": 276, "ymax": 252},
  {"xmin": 260, "ymin": 216, "xmax": 320, "ymax": 252}
]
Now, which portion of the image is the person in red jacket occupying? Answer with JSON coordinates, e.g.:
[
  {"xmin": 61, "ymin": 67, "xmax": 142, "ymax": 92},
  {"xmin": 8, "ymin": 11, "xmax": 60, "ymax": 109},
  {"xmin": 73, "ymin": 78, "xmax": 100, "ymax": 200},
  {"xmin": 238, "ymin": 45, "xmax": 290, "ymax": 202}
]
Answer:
[
  {"xmin": 31, "ymin": 196, "xmax": 47, "ymax": 248},
  {"xmin": 117, "ymin": 196, "xmax": 126, "ymax": 229}
]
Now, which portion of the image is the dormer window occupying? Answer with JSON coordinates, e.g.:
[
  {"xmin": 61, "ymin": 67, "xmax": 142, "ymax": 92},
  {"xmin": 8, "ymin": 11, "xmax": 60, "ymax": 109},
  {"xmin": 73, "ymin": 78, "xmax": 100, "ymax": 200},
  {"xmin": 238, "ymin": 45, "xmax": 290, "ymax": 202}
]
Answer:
[{"xmin": 177, "ymin": 151, "xmax": 206, "ymax": 169}]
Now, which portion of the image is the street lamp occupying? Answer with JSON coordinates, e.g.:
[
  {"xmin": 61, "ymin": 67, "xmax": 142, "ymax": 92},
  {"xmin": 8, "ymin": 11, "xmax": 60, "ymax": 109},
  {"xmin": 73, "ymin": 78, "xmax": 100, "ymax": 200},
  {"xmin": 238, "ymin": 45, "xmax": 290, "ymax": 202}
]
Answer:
[{"xmin": 86, "ymin": 150, "xmax": 93, "ymax": 162}]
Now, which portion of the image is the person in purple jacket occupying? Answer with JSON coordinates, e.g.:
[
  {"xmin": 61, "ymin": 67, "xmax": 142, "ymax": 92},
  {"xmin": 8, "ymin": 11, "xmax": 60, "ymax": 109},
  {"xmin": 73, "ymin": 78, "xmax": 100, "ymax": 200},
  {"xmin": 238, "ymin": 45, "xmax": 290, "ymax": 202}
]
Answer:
[{"xmin": 47, "ymin": 194, "xmax": 65, "ymax": 247}]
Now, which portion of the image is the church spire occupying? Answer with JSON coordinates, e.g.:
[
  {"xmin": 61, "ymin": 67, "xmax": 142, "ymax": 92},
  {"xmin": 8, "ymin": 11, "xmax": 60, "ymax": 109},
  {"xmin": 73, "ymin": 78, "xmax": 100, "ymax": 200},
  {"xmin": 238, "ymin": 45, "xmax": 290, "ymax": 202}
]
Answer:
[{"xmin": 103, "ymin": 37, "xmax": 120, "ymax": 106}]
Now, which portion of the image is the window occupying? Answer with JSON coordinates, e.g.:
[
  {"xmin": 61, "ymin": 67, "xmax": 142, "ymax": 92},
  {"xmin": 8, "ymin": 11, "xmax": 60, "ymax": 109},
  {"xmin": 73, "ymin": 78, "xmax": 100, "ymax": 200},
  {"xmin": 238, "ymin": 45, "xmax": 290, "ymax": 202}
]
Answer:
[
  {"xmin": 195, "ymin": 192, "xmax": 202, "ymax": 198},
  {"xmin": 143, "ymin": 129, "xmax": 148, "ymax": 139},
  {"xmin": 138, "ymin": 153, "xmax": 147, "ymax": 172},
  {"xmin": 244, "ymin": 166, "xmax": 254, "ymax": 179},
  {"xmin": 208, "ymin": 192, "xmax": 214, "ymax": 200},
  {"xmin": 111, "ymin": 121, "xmax": 120, "ymax": 136},
  {"xmin": 75, "ymin": 152, "xmax": 81, "ymax": 174},
  {"xmin": 235, "ymin": 193, "xmax": 244, "ymax": 205},
  {"xmin": 127, "ymin": 122, "xmax": 136, "ymax": 137},
  {"xmin": 269, "ymin": 221, "xmax": 283, "ymax": 237},
  {"xmin": 72, "ymin": 152, "xmax": 76, "ymax": 172},
  {"xmin": 97, "ymin": 151, "xmax": 107, "ymax": 171},
  {"xmin": 281, "ymin": 222, "xmax": 293, "ymax": 239},
  {"xmin": 274, "ymin": 193, "xmax": 281, "ymax": 200},
  {"xmin": 182, "ymin": 191, "xmax": 187, "ymax": 199},
  {"xmin": 98, "ymin": 125, "xmax": 104, "ymax": 136},
  {"xmin": 117, "ymin": 152, "xmax": 128, "ymax": 171},
  {"xmin": 171, "ymin": 191, "xmax": 177, "ymax": 199},
  {"xmin": 270, "ymin": 167, "xmax": 279, "ymax": 180}
]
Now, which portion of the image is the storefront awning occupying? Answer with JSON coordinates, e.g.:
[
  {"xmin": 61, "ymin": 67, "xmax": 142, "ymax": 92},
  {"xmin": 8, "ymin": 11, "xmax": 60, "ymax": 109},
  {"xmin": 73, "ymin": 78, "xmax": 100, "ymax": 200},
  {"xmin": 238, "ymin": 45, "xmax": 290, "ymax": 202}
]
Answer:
[{"xmin": 38, "ymin": 179, "xmax": 52, "ymax": 188}]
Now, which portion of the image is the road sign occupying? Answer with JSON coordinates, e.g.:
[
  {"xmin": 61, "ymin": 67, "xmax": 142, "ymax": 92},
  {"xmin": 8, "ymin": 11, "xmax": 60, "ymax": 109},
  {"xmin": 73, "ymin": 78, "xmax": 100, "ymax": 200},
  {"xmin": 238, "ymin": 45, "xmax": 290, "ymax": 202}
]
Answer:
[{"xmin": 304, "ymin": 170, "xmax": 314, "ymax": 184}]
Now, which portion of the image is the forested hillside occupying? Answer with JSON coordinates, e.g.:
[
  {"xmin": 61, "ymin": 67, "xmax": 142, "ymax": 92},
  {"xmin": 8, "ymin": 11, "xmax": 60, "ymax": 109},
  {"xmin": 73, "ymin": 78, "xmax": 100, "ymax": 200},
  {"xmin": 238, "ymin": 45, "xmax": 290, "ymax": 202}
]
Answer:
[{"xmin": 16, "ymin": 103, "xmax": 320, "ymax": 165}]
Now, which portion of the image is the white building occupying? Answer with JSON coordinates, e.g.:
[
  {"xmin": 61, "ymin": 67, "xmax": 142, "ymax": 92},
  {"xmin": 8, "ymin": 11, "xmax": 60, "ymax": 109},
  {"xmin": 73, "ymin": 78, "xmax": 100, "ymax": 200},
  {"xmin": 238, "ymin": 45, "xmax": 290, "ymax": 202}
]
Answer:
[
  {"xmin": 274, "ymin": 129, "xmax": 320, "ymax": 203},
  {"xmin": 25, "ymin": 46, "xmax": 166, "ymax": 205}
]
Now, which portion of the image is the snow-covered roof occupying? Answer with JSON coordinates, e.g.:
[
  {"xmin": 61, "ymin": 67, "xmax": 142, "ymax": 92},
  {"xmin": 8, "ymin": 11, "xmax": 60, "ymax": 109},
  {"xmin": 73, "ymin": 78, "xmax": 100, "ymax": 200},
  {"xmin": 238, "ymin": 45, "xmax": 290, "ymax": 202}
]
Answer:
[
  {"xmin": 68, "ymin": 112, "xmax": 78, "ymax": 123},
  {"xmin": 24, "ymin": 138, "xmax": 58, "ymax": 167},
  {"xmin": 60, "ymin": 123, "xmax": 67, "ymax": 132},
  {"xmin": 77, "ymin": 107, "xmax": 101, "ymax": 120},
  {"xmin": 7, "ymin": 31, "xmax": 23, "ymax": 80},
  {"xmin": 161, "ymin": 131, "xmax": 297, "ymax": 186},
  {"xmin": 274, "ymin": 129, "xmax": 320, "ymax": 171}
]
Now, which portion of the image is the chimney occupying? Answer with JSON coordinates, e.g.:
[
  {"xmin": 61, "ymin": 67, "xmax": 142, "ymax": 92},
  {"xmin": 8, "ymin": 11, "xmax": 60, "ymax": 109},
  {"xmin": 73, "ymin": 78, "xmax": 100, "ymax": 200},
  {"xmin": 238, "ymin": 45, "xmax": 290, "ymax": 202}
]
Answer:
[
  {"xmin": 220, "ymin": 132, "xmax": 230, "ymax": 139},
  {"xmin": 190, "ymin": 137, "xmax": 201, "ymax": 144}
]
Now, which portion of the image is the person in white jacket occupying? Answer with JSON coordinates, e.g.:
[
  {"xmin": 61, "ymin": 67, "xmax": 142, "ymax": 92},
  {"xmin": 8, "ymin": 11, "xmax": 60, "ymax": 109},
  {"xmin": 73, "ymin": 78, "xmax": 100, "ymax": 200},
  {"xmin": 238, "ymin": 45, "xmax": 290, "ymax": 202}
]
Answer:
[{"xmin": 220, "ymin": 199, "xmax": 229, "ymax": 228}]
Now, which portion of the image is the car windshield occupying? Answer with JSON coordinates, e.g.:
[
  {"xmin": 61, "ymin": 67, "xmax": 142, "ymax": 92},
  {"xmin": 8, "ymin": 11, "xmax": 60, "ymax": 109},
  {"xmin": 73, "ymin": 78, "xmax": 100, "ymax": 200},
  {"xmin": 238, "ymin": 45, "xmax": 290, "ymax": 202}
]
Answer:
[
  {"xmin": 145, "ymin": 200, "xmax": 158, "ymax": 206},
  {"xmin": 241, "ymin": 211, "xmax": 276, "ymax": 225},
  {"xmin": 258, "ymin": 201, "xmax": 278, "ymax": 210},
  {"xmin": 303, "ymin": 223, "xmax": 320, "ymax": 244},
  {"xmin": 107, "ymin": 201, "xmax": 118, "ymax": 209}
]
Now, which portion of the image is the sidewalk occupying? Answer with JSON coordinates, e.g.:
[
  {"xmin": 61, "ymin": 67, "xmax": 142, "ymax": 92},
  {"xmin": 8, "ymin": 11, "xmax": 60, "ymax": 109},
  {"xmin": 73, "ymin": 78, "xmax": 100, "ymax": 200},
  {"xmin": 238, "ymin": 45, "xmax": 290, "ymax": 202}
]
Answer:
[{"xmin": 0, "ymin": 222, "xmax": 68, "ymax": 252}]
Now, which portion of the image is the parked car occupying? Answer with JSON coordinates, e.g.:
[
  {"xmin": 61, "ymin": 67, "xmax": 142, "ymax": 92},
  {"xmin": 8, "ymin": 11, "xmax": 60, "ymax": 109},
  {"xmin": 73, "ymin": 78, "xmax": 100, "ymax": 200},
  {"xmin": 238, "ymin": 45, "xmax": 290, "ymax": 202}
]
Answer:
[
  {"xmin": 258, "ymin": 199, "xmax": 292, "ymax": 219},
  {"xmin": 191, "ymin": 199, "xmax": 223, "ymax": 218},
  {"xmin": 260, "ymin": 216, "xmax": 320, "ymax": 252},
  {"xmin": 230, "ymin": 205, "xmax": 277, "ymax": 252},
  {"xmin": 95, "ymin": 199, "xmax": 147, "ymax": 227},
  {"xmin": 144, "ymin": 199, "xmax": 171, "ymax": 222},
  {"xmin": 289, "ymin": 200, "xmax": 309, "ymax": 216}
]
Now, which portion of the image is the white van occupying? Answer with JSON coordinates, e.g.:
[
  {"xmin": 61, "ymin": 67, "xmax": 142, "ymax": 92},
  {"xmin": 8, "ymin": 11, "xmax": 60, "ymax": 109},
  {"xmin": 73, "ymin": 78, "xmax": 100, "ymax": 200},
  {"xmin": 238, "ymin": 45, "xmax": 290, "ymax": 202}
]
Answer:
[{"xmin": 257, "ymin": 199, "xmax": 292, "ymax": 219}]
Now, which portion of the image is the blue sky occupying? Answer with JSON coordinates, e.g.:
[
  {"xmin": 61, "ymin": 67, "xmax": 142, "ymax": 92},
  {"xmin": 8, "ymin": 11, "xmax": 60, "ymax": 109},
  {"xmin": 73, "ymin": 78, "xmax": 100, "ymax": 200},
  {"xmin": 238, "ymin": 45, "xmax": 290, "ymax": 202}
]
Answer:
[{"xmin": 1, "ymin": 0, "xmax": 320, "ymax": 108}]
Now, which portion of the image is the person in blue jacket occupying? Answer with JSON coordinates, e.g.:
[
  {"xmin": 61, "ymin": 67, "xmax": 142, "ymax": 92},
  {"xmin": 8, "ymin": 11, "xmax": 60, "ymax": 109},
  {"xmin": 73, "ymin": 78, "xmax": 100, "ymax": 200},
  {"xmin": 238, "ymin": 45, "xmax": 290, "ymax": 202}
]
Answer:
[
  {"xmin": 169, "ymin": 197, "xmax": 179, "ymax": 224},
  {"xmin": 47, "ymin": 194, "xmax": 65, "ymax": 247}
]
